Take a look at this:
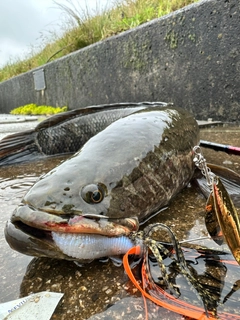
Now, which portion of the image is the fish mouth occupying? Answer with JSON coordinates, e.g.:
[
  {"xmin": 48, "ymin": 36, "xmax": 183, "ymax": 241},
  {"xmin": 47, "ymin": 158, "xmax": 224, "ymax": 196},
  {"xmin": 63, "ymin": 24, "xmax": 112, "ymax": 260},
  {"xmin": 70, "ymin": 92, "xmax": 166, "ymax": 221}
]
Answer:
[{"xmin": 5, "ymin": 204, "xmax": 139, "ymax": 261}]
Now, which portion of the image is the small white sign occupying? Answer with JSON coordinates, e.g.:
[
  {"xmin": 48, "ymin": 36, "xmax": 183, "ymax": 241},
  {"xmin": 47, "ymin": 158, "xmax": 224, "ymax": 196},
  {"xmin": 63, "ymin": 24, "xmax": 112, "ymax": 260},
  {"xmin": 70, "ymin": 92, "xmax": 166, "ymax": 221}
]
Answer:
[{"xmin": 0, "ymin": 291, "xmax": 63, "ymax": 320}]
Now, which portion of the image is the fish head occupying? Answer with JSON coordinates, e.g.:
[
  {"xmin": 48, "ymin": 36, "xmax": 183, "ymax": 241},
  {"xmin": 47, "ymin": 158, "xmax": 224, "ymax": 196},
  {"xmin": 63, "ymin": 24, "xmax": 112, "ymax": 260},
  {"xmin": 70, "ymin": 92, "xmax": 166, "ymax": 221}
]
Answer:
[{"xmin": 5, "ymin": 150, "xmax": 140, "ymax": 261}]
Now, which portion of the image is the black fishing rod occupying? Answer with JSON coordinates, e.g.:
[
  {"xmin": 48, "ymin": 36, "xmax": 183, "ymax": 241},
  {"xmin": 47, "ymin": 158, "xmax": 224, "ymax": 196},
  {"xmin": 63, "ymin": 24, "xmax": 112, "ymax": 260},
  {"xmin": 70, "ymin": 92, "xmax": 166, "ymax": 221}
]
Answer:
[{"xmin": 200, "ymin": 140, "xmax": 240, "ymax": 155}]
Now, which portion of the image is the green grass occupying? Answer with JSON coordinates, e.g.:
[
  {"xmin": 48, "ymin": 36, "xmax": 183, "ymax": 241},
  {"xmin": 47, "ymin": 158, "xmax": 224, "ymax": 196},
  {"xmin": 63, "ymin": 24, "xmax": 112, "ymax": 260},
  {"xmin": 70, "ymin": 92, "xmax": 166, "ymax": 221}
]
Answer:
[{"xmin": 0, "ymin": 0, "xmax": 198, "ymax": 83}]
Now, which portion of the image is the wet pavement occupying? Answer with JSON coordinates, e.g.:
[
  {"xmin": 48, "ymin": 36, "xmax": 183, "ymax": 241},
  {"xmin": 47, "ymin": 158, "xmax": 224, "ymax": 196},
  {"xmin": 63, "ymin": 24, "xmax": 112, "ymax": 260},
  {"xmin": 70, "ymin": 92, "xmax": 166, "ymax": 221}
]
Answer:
[
  {"xmin": 0, "ymin": 115, "xmax": 240, "ymax": 319},
  {"xmin": 0, "ymin": 114, "xmax": 40, "ymax": 141}
]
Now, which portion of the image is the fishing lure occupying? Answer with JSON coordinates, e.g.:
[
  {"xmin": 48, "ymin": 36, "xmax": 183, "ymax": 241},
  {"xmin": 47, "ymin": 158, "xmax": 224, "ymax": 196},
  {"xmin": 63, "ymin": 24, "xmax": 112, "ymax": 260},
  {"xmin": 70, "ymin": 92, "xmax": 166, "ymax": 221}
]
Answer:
[
  {"xmin": 193, "ymin": 146, "xmax": 240, "ymax": 265},
  {"xmin": 123, "ymin": 146, "xmax": 240, "ymax": 319},
  {"xmin": 124, "ymin": 224, "xmax": 218, "ymax": 319},
  {"xmin": 123, "ymin": 224, "xmax": 240, "ymax": 319}
]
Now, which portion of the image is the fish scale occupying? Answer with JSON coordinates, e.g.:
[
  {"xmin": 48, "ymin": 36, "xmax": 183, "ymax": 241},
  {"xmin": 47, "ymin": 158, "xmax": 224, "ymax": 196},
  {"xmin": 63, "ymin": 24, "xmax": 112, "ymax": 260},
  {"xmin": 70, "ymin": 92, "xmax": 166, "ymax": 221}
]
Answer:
[
  {"xmin": 37, "ymin": 107, "xmax": 148, "ymax": 155},
  {"xmin": 0, "ymin": 102, "xmax": 165, "ymax": 165},
  {"xmin": 4, "ymin": 104, "xmax": 199, "ymax": 262}
]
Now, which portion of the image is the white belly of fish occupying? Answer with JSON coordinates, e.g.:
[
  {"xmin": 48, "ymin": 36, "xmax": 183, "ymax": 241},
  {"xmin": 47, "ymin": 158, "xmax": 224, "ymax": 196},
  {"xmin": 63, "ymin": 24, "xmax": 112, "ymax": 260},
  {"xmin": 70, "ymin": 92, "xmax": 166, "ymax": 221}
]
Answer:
[{"xmin": 52, "ymin": 232, "xmax": 134, "ymax": 260}]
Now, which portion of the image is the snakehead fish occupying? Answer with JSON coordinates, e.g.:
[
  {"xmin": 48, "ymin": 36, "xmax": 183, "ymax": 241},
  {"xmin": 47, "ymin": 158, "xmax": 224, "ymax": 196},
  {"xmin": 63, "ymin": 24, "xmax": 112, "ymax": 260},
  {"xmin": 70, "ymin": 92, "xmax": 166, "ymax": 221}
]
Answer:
[
  {"xmin": 0, "ymin": 102, "xmax": 166, "ymax": 166},
  {"xmin": 4, "ymin": 104, "xmax": 199, "ymax": 262}
]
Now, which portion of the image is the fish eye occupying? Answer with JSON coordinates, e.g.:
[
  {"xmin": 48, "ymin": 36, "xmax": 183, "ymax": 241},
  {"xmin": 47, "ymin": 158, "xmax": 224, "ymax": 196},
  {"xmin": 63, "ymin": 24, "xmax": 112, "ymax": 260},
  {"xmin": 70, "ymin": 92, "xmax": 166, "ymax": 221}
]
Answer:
[
  {"xmin": 91, "ymin": 189, "xmax": 102, "ymax": 203},
  {"xmin": 81, "ymin": 184, "xmax": 106, "ymax": 204}
]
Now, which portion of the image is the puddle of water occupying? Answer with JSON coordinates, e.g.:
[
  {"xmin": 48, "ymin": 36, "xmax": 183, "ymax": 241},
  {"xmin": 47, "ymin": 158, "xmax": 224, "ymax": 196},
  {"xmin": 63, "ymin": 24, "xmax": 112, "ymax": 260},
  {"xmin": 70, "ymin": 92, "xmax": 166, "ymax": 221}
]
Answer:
[
  {"xmin": 0, "ymin": 158, "xmax": 65, "ymax": 303},
  {"xmin": 0, "ymin": 121, "xmax": 39, "ymax": 141},
  {"xmin": 0, "ymin": 127, "xmax": 240, "ymax": 319}
]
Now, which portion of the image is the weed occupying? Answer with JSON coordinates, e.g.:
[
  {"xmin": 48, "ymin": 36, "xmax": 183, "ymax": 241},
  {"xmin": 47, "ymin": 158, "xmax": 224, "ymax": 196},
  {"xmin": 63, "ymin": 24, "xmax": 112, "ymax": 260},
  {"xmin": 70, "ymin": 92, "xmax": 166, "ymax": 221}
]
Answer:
[{"xmin": 10, "ymin": 104, "xmax": 67, "ymax": 115}]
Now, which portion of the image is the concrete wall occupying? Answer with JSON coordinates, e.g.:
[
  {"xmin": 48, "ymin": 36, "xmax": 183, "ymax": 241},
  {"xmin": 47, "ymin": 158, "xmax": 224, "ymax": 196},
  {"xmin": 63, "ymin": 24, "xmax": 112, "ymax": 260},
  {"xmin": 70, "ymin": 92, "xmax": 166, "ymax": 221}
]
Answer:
[{"xmin": 0, "ymin": 0, "xmax": 239, "ymax": 121}]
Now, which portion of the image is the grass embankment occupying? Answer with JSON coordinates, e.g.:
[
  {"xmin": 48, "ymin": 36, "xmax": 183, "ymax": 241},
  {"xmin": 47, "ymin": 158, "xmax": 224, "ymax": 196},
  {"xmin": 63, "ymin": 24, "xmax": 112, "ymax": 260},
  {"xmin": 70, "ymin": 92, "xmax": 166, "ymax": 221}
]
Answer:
[{"xmin": 0, "ymin": 0, "xmax": 198, "ymax": 83}]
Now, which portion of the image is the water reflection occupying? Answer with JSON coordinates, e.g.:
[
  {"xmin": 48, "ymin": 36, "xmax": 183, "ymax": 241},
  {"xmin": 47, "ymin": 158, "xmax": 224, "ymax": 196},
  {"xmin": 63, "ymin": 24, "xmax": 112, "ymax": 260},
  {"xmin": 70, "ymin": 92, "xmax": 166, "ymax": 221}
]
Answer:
[
  {"xmin": 148, "ymin": 246, "xmax": 240, "ymax": 316},
  {"xmin": 0, "ymin": 158, "xmax": 65, "ymax": 303},
  {"xmin": 10, "ymin": 242, "xmax": 240, "ymax": 319}
]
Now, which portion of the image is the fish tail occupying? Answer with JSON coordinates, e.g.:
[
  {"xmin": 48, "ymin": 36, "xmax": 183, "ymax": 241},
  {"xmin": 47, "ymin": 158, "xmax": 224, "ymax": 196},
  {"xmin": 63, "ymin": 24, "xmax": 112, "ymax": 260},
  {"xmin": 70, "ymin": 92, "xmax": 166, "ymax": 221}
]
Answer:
[{"xmin": 0, "ymin": 129, "xmax": 43, "ymax": 166}]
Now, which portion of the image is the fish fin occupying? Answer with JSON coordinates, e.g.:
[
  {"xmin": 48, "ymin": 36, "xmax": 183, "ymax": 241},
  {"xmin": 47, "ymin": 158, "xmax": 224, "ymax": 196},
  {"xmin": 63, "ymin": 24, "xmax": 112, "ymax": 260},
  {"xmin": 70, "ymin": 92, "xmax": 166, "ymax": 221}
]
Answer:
[
  {"xmin": 196, "ymin": 163, "xmax": 240, "ymax": 207},
  {"xmin": 0, "ymin": 129, "xmax": 42, "ymax": 166},
  {"xmin": 0, "ymin": 102, "xmax": 167, "ymax": 166},
  {"xmin": 208, "ymin": 163, "xmax": 240, "ymax": 185},
  {"xmin": 35, "ymin": 102, "xmax": 167, "ymax": 131}
]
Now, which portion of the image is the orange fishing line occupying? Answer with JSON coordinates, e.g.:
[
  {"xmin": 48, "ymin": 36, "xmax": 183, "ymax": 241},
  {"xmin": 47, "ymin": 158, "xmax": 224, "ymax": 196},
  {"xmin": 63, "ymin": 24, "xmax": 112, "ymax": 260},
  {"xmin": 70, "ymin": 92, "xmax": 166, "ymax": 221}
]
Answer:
[{"xmin": 123, "ymin": 246, "xmax": 240, "ymax": 320}]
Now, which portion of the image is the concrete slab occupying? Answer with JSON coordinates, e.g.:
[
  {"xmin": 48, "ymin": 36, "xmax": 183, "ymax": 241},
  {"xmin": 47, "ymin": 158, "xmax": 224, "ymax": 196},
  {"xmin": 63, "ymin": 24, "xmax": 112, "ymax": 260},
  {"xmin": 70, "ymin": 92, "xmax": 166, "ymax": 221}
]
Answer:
[
  {"xmin": 197, "ymin": 120, "xmax": 222, "ymax": 128},
  {"xmin": 0, "ymin": 0, "xmax": 239, "ymax": 122},
  {"xmin": 0, "ymin": 114, "xmax": 38, "ymax": 124},
  {"xmin": 0, "ymin": 114, "xmax": 40, "ymax": 140}
]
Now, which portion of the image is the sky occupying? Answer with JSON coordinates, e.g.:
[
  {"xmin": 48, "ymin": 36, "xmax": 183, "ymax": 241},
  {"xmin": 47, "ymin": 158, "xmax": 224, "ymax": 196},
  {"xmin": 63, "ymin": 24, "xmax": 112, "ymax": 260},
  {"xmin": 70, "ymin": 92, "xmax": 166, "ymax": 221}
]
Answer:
[{"xmin": 0, "ymin": 0, "xmax": 112, "ymax": 67}]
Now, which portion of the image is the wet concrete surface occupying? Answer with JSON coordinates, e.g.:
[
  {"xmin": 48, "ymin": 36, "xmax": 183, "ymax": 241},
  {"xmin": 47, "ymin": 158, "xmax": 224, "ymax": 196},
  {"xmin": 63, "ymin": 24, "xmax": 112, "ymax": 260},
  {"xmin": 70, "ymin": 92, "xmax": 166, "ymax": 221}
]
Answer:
[
  {"xmin": 0, "ymin": 114, "xmax": 39, "ymax": 141},
  {"xmin": 0, "ymin": 119, "xmax": 240, "ymax": 319}
]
